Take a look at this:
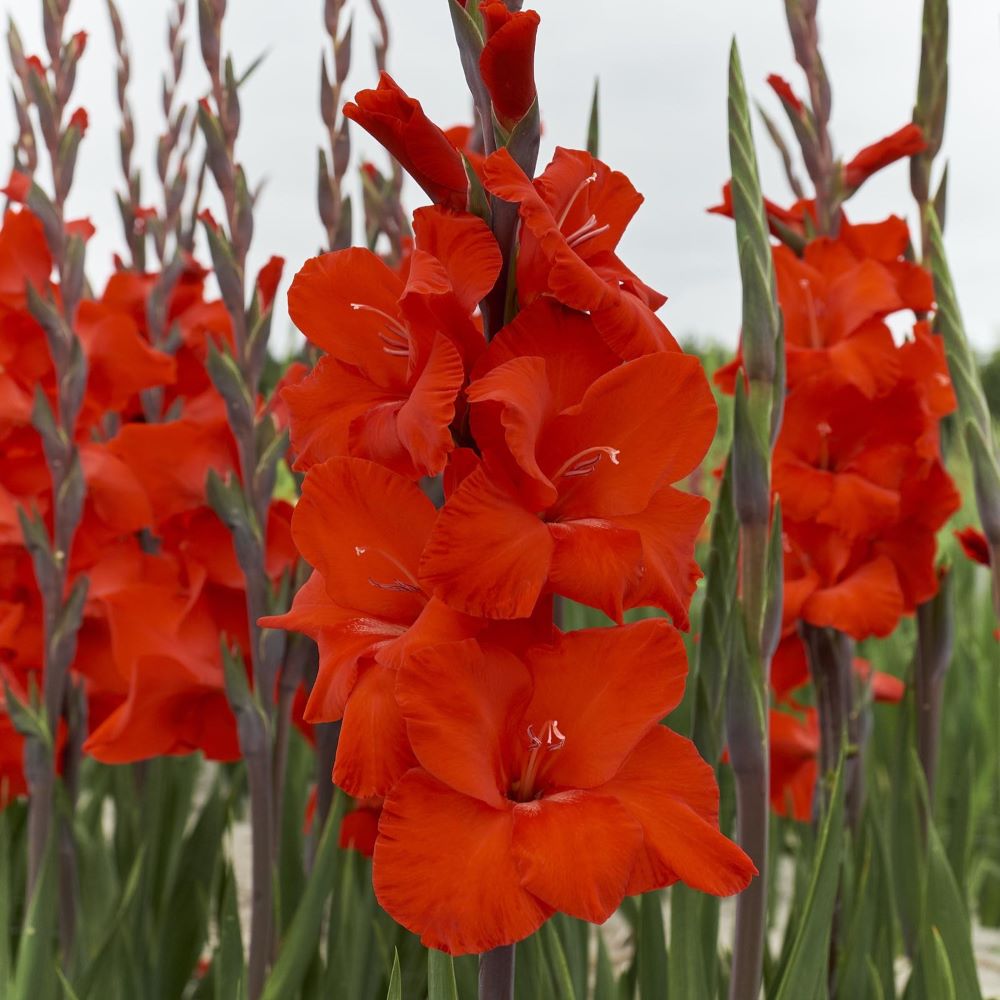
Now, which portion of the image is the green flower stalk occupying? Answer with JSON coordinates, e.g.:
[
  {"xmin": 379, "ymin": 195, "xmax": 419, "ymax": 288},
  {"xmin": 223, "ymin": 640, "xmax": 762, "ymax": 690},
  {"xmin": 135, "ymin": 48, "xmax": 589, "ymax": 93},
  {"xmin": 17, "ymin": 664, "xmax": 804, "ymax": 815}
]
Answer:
[
  {"xmin": 908, "ymin": 0, "xmax": 953, "ymax": 803},
  {"xmin": 911, "ymin": 0, "xmax": 949, "ymax": 263},
  {"xmin": 195, "ymin": 3, "xmax": 290, "ymax": 995},
  {"xmin": 10, "ymin": 0, "xmax": 91, "ymax": 959},
  {"xmin": 929, "ymin": 209, "xmax": 1000, "ymax": 618},
  {"xmin": 723, "ymin": 40, "xmax": 784, "ymax": 1000}
]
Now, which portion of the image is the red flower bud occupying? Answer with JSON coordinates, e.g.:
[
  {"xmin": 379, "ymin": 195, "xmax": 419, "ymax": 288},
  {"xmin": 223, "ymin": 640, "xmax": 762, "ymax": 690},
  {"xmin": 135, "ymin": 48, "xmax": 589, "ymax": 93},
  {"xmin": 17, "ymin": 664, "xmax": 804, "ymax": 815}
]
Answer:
[
  {"xmin": 767, "ymin": 73, "xmax": 804, "ymax": 114},
  {"xmin": 344, "ymin": 73, "xmax": 468, "ymax": 210},
  {"xmin": 843, "ymin": 124, "xmax": 926, "ymax": 190},
  {"xmin": 479, "ymin": 2, "xmax": 540, "ymax": 130},
  {"xmin": 69, "ymin": 107, "xmax": 89, "ymax": 134},
  {"xmin": 2, "ymin": 171, "xmax": 31, "ymax": 203},
  {"xmin": 198, "ymin": 207, "xmax": 220, "ymax": 230},
  {"xmin": 255, "ymin": 255, "xmax": 285, "ymax": 313},
  {"xmin": 65, "ymin": 217, "xmax": 96, "ymax": 241}
]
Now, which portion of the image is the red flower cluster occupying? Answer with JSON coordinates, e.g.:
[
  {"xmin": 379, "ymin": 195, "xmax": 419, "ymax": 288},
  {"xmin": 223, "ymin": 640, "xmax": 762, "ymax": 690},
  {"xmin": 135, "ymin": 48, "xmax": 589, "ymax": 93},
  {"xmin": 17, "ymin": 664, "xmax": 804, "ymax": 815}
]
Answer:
[
  {"xmin": 715, "ymin": 124, "xmax": 959, "ymax": 819},
  {"xmin": 0, "ymin": 193, "xmax": 295, "ymax": 788},
  {"xmin": 270, "ymin": 5, "xmax": 755, "ymax": 954},
  {"xmin": 717, "ymin": 207, "xmax": 958, "ymax": 641}
]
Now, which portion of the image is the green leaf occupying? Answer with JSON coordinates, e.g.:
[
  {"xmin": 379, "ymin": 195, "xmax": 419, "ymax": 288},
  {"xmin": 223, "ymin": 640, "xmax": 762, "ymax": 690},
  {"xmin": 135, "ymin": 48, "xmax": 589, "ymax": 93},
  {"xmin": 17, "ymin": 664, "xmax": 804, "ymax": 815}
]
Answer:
[
  {"xmin": 542, "ymin": 920, "xmax": 576, "ymax": 1000},
  {"xmin": 690, "ymin": 460, "xmax": 738, "ymax": 764},
  {"xmin": 727, "ymin": 40, "xmax": 780, "ymax": 385},
  {"xmin": 773, "ymin": 754, "xmax": 846, "ymax": 1000},
  {"xmin": 11, "ymin": 838, "xmax": 57, "ymax": 1000},
  {"xmin": 0, "ymin": 809, "xmax": 11, "ymax": 993},
  {"xmin": 891, "ymin": 714, "xmax": 926, "ymax": 951},
  {"xmin": 427, "ymin": 950, "xmax": 458, "ymax": 1000},
  {"xmin": 72, "ymin": 847, "xmax": 145, "ymax": 999},
  {"xmin": 835, "ymin": 808, "xmax": 898, "ymax": 1000},
  {"xmin": 215, "ymin": 863, "xmax": 245, "ymax": 1000},
  {"xmin": 151, "ymin": 779, "xmax": 229, "ymax": 1000},
  {"xmin": 593, "ymin": 931, "xmax": 617, "ymax": 1000},
  {"xmin": 916, "ymin": 926, "xmax": 957, "ymax": 1000},
  {"xmin": 386, "ymin": 949, "xmax": 402, "ymax": 1000},
  {"xmin": 552, "ymin": 915, "xmax": 588, "ymax": 999},
  {"xmin": 920, "ymin": 809, "xmax": 982, "ymax": 999},
  {"xmin": 514, "ymin": 932, "xmax": 550, "ymax": 999},
  {"xmin": 504, "ymin": 96, "xmax": 541, "ymax": 180},
  {"xmin": 324, "ymin": 827, "xmax": 378, "ymax": 998},
  {"xmin": 668, "ymin": 886, "xmax": 716, "ymax": 1000},
  {"xmin": 636, "ymin": 892, "xmax": 667, "ymax": 1000},
  {"xmin": 865, "ymin": 958, "xmax": 886, "ymax": 1000},
  {"xmin": 261, "ymin": 791, "xmax": 346, "ymax": 1000},
  {"xmin": 927, "ymin": 209, "xmax": 1000, "ymax": 559},
  {"xmin": 461, "ymin": 153, "xmax": 491, "ymax": 225},
  {"xmin": 1, "ymin": 679, "xmax": 48, "ymax": 747},
  {"xmin": 54, "ymin": 967, "xmax": 82, "ymax": 1000},
  {"xmin": 586, "ymin": 78, "xmax": 600, "ymax": 157}
]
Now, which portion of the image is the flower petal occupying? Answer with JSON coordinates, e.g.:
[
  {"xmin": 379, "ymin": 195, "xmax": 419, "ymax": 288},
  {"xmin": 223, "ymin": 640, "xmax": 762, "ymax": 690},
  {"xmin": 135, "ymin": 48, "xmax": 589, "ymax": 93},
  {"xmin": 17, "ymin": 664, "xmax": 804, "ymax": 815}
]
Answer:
[
  {"xmin": 288, "ymin": 247, "xmax": 406, "ymax": 384},
  {"xmin": 613, "ymin": 486, "xmax": 710, "ymax": 629},
  {"xmin": 411, "ymin": 207, "xmax": 502, "ymax": 312},
  {"xmin": 395, "ymin": 332, "xmax": 464, "ymax": 476},
  {"xmin": 293, "ymin": 458, "xmax": 434, "ymax": 622},
  {"xmin": 525, "ymin": 619, "xmax": 688, "ymax": 790},
  {"xmin": 282, "ymin": 354, "xmax": 400, "ymax": 471},
  {"xmin": 599, "ymin": 725, "xmax": 756, "ymax": 897},
  {"xmin": 467, "ymin": 355, "xmax": 557, "ymax": 507},
  {"xmin": 474, "ymin": 298, "xmax": 619, "ymax": 411},
  {"xmin": 546, "ymin": 519, "xmax": 643, "ymax": 623},
  {"xmin": 803, "ymin": 555, "xmax": 904, "ymax": 639},
  {"xmin": 511, "ymin": 791, "xmax": 642, "ymax": 923},
  {"xmin": 84, "ymin": 656, "xmax": 239, "ymax": 764},
  {"xmin": 345, "ymin": 74, "xmax": 469, "ymax": 210},
  {"xmin": 374, "ymin": 769, "xmax": 551, "ymax": 954},
  {"xmin": 396, "ymin": 639, "xmax": 530, "ymax": 807},
  {"xmin": 375, "ymin": 596, "xmax": 484, "ymax": 671},
  {"xmin": 420, "ymin": 467, "xmax": 554, "ymax": 619},
  {"xmin": 542, "ymin": 352, "xmax": 717, "ymax": 519},
  {"xmin": 334, "ymin": 662, "xmax": 417, "ymax": 798}
]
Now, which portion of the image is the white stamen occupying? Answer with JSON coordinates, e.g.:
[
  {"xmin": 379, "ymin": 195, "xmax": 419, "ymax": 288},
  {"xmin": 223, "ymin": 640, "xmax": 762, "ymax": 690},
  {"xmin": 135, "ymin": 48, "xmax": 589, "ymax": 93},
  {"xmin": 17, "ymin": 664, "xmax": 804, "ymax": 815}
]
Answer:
[
  {"xmin": 556, "ymin": 172, "xmax": 598, "ymax": 228},
  {"xmin": 554, "ymin": 446, "xmax": 621, "ymax": 480},
  {"xmin": 565, "ymin": 215, "xmax": 612, "ymax": 249}
]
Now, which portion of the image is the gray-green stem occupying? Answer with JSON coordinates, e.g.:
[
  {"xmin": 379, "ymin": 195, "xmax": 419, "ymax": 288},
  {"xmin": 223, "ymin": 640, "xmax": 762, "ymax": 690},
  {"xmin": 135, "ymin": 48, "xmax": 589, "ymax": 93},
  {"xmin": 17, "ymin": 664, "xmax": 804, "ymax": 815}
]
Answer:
[{"xmin": 479, "ymin": 944, "xmax": 515, "ymax": 1000}]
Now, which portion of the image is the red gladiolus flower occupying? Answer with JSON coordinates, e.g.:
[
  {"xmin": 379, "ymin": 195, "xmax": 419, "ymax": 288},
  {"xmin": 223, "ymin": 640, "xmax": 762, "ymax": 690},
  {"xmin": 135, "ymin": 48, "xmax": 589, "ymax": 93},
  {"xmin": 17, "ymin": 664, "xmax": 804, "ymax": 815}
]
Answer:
[
  {"xmin": 483, "ymin": 146, "xmax": 678, "ymax": 358},
  {"xmin": 479, "ymin": 2, "xmax": 540, "ymax": 129},
  {"xmin": 84, "ymin": 655, "xmax": 240, "ymax": 763},
  {"xmin": 284, "ymin": 209, "xmax": 501, "ymax": 478},
  {"xmin": 344, "ymin": 73, "xmax": 469, "ymax": 210},
  {"xmin": 98, "ymin": 260, "xmax": 233, "ymax": 405},
  {"xmin": 708, "ymin": 181, "xmax": 813, "ymax": 240},
  {"xmin": 769, "ymin": 707, "xmax": 819, "ymax": 822},
  {"xmin": 774, "ymin": 380, "xmax": 940, "ymax": 540},
  {"xmin": 772, "ymin": 636, "xmax": 904, "ymax": 705},
  {"xmin": 421, "ymin": 314, "xmax": 715, "ymax": 624},
  {"xmin": 955, "ymin": 526, "xmax": 991, "ymax": 567},
  {"xmin": 374, "ymin": 621, "xmax": 756, "ymax": 954},
  {"xmin": 716, "ymin": 214, "xmax": 935, "ymax": 399},
  {"xmin": 260, "ymin": 458, "xmax": 482, "ymax": 797},
  {"xmin": 843, "ymin": 124, "xmax": 927, "ymax": 191}
]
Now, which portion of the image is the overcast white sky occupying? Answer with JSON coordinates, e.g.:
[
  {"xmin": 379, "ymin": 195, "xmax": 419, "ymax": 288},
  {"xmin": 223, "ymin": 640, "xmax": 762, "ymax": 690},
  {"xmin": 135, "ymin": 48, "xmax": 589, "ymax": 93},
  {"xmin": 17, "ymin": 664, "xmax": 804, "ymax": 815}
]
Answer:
[{"xmin": 3, "ymin": 0, "xmax": 999, "ymax": 355}]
